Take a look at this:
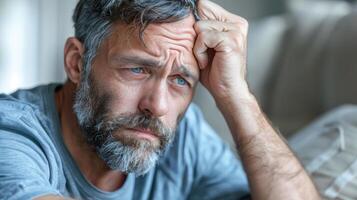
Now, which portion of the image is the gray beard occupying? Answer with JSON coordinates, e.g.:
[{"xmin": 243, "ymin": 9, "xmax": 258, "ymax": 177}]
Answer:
[
  {"xmin": 98, "ymin": 136, "xmax": 160, "ymax": 176},
  {"xmin": 73, "ymin": 77, "xmax": 175, "ymax": 176}
]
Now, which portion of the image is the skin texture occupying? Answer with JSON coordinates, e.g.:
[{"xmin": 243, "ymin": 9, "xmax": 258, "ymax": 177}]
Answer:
[
  {"xmin": 38, "ymin": 14, "xmax": 199, "ymax": 199},
  {"xmin": 37, "ymin": 0, "xmax": 321, "ymax": 199}
]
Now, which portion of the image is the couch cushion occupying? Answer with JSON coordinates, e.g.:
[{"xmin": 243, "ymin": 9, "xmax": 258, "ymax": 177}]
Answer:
[
  {"xmin": 264, "ymin": 1, "xmax": 354, "ymax": 136},
  {"xmin": 289, "ymin": 105, "xmax": 357, "ymax": 199},
  {"xmin": 322, "ymin": 9, "xmax": 357, "ymax": 111}
]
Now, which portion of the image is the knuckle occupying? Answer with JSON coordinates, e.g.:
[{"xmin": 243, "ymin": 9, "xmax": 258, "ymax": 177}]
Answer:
[
  {"xmin": 202, "ymin": 30, "xmax": 214, "ymax": 39},
  {"xmin": 232, "ymin": 17, "xmax": 249, "ymax": 30},
  {"xmin": 240, "ymin": 19, "xmax": 249, "ymax": 33},
  {"xmin": 195, "ymin": 32, "xmax": 209, "ymax": 47},
  {"xmin": 194, "ymin": 21, "xmax": 208, "ymax": 32},
  {"xmin": 197, "ymin": 31, "xmax": 207, "ymax": 41},
  {"xmin": 240, "ymin": 18, "xmax": 249, "ymax": 27},
  {"xmin": 228, "ymin": 31, "xmax": 245, "ymax": 50}
]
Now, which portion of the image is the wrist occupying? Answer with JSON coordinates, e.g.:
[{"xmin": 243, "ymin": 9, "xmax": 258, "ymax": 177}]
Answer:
[
  {"xmin": 213, "ymin": 86, "xmax": 268, "ymax": 142},
  {"xmin": 213, "ymin": 83, "xmax": 255, "ymax": 113}
]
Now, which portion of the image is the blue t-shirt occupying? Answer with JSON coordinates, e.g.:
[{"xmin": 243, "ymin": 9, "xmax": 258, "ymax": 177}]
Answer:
[{"xmin": 0, "ymin": 84, "xmax": 249, "ymax": 200}]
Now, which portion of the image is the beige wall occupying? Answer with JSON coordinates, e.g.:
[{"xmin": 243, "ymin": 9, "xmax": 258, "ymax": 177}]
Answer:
[{"xmin": 0, "ymin": 0, "xmax": 75, "ymax": 93}]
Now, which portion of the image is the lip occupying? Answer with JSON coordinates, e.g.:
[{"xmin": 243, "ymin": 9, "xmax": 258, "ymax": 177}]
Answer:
[{"xmin": 128, "ymin": 128, "xmax": 158, "ymax": 140}]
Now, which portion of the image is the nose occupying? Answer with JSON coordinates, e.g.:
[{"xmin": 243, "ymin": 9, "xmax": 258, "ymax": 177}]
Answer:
[{"xmin": 138, "ymin": 81, "xmax": 169, "ymax": 118}]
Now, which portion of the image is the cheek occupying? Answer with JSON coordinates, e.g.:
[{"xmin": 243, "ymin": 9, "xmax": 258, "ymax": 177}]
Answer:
[
  {"xmin": 165, "ymin": 94, "xmax": 192, "ymax": 128},
  {"xmin": 91, "ymin": 62, "xmax": 146, "ymax": 116},
  {"xmin": 104, "ymin": 83, "xmax": 144, "ymax": 116}
]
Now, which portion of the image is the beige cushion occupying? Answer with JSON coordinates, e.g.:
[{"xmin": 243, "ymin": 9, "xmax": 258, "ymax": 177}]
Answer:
[
  {"xmin": 264, "ymin": 2, "xmax": 356, "ymax": 137},
  {"xmin": 322, "ymin": 10, "xmax": 357, "ymax": 110},
  {"xmin": 290, "ymin": 105, "xmax": 357, "ymax": 199}
]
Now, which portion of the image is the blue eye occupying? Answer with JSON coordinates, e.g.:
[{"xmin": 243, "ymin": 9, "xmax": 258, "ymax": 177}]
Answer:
[
  {"xmin": 130, "ymin": 67, "xmax": 144, "ymax": 74},
  {"xmin": 175, "ymin": 77, "xmax": 188, "ymax": 86}
]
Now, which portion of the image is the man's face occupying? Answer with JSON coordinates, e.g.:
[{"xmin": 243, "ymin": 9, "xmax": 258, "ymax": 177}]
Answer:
[{"xmin": 74, "ymin": 16, "xmax": 199, "ymax": 175}]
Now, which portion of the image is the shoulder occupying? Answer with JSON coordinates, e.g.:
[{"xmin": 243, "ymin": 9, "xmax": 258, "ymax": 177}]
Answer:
[
  {"xmin": 153, "ymin": 103, "xmax": 225, "ymax": 196},
  {"xmin": 0, "ymin": 85, "xmax": 60, "ymax": 169},
  {"xmin": 0, "ymin": 92, "xmax": 48, "ymax": 139},
  {"xmin": 0, "ymin": 94, "xmax": 58, "ymax": 161},
  {"xmin": 177, "ymin": 103, "xmax": 225, "ymax": 150},
  {"xmin": 158, "ymin": 103, "xmax": 222, "ymax": 170},
  {"xmin": 0, "ymin": 84, "xmax": 58, "ymax": 133},
  {"xmin": 162, "ymin": 103, "xmax": 232, "ymax": 170},
  {"xmin": 0, "ymin": 93, "xmax": 45, "ymax": 139},
  {"xmin": 0, "ymin": 87, "xmax": 63, "ymax": 199},
  {"xmin": 181, "ymin": 103, "xmax": 204, "ymax": 123},
  {"xmin": 0, "ymin": 85, "xmax": 50, "ymax": 121},
  {"xmin": 179, "ymin": 103, "xmax": 216, "ymax": 138},
  {"xmin": 165, "ymin": 103, "xmax": 250, "ymax": 199}
]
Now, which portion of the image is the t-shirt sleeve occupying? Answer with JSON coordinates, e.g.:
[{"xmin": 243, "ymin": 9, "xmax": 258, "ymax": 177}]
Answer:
[
  {"xmin": 0, "ymin": 127, "xmax": 61, "ymax": 199},
  {"xmin": 186, "ymin": 105, "xmax": 250, "ymax": 200}
]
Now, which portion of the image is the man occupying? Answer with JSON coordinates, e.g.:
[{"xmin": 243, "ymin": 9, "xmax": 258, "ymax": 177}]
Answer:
[{"xmin": 0, "ymin": 0, "xmax": 320, "ymax": 199}]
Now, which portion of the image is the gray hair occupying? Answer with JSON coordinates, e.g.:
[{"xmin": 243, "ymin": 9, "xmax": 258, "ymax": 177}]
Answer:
[{"xmin": 72, "ymin": 0, "xmax": 199, "ymax": 80}]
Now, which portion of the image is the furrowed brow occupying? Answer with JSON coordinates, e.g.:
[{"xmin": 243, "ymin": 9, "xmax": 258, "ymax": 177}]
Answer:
[
  {"xmin": 113, "ymin": 55, "xmax": 161, "ymax": 68},
  {"xmin": 113, "ymin": 55, "xmax": 199, "ymax": 83},
  {"xmin": 177, "ymin": 65, "xmax": 199, "ymax": 83}
]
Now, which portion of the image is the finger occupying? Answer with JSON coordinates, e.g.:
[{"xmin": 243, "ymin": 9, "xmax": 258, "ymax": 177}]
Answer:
[
  {"xmin": 195, "ymin": 30, "xmax": 246, "ymax": 53},
  {"xmin": 234, "ymin": 17, "xmax": 249, "ymax": 37},
  {"xmin": 194, "ymin": 30, "xmax": 246, "ymax": 69},
  {"xmin": 194, "ymin": 19, "xmax": 249, "ymax": 39},
  {"xmin": 194, "ymin": 20, "xmax": 239, "ymax": 34},
  {"xmin": 194, "ymin": 19, "xmax": 249, "ymax": 40},
  {"xmin": 193, "ymin": 32, "xmax": 209, "ymax": 70}
]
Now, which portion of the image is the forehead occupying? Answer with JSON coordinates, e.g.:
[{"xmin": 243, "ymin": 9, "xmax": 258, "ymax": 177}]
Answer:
[
  {"xmin": 142, "ymin": 16, "xmax": 197, "ymax": 54},
  {"xmin": 106, "ymin": 15, "xmax": 197, "ymax": 63}
]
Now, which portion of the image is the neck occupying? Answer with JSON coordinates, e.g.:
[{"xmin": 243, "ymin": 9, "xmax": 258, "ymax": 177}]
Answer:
[{"xmin": 55, "ymin": 81, "xmax": 126, "ymax": 191}]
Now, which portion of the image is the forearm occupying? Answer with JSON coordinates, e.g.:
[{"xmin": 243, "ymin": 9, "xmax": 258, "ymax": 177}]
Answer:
[{"xmin": 216, "ymin": 90, "xmax": 320, "ymax": 200}]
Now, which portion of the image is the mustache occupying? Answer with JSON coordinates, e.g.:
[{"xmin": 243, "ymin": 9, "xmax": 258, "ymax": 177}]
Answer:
[{"xmin": 93, "ymin": 113, "xmax": 174, "ymax": 143}]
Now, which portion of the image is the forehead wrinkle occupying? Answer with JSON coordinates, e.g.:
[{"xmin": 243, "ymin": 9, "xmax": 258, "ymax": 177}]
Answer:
[
  {"xmin": 143, "ymin": 33, "xmax": 195, "ymax": 58},
  {"xmin": 157, "ymin": 27, "xmax": 196, "ymax": 42},
  {"xmin": 154, "ymin": 28, "xmax": 195, "ymax": 46},
  {"xmin": 144, "ymin": 23, "xmax": 196, "ymax": 51},
  {"xmin": 145, "ymin": 31, "xmax": 196, "ymax": 63},
  {"xmin": 146, "ymin": 17, "xmax": 196, "ymax": 37},
  {"xmin": 161, "ymin": 37, "xmax": 195, "ymax": 53}
]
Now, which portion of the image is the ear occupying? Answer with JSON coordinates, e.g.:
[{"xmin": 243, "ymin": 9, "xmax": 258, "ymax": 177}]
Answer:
[{"xmin": 64, "ymin": 37, "xmax": 84, "ymax": 85}]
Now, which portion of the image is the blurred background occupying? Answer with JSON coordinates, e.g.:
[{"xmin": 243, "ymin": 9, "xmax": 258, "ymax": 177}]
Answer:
[{"xmin": 1, "ymin": 0, "xmax": 357, "ymax": 147}]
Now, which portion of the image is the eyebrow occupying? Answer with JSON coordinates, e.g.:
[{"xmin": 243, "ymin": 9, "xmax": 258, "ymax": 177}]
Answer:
[
  {"xmin": 113, "ymin": 55, "xmax": 199, "ymax": 83},
  {"xmin": 176, "ymin": 65, "xmax": 199, "ymax": 83},
  {"xmin": 113, "ymin": 55, "xmax": 161, "ymax": 68}
]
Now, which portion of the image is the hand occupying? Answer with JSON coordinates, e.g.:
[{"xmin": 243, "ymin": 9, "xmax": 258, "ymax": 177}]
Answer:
[{"xmin": 194, "ymin": 0, "xmax": 250, "ymax": 103}]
